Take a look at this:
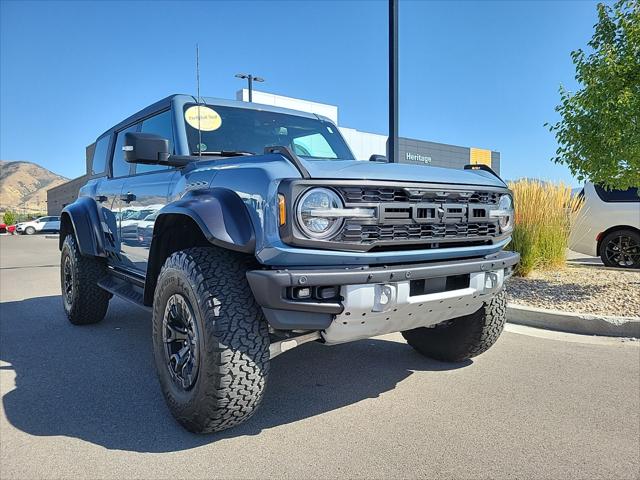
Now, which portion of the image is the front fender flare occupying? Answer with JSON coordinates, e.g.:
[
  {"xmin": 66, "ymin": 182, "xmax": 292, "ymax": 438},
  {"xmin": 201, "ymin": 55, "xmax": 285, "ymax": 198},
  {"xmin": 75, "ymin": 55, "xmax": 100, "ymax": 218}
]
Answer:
[
  {"xmin": 60, "ymin": 197, "xmax": 106, "ymax": 256},
  {"xmin": 156, "ymin": 188, "xmax": 256, "ymax": 253}
]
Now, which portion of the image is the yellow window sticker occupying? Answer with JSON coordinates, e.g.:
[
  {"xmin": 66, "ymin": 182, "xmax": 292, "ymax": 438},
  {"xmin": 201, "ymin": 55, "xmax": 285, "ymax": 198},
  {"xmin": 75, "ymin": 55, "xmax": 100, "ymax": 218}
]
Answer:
[{"xmin": 184, "ymin": 105, "xmax": 222, "ymax": 131}]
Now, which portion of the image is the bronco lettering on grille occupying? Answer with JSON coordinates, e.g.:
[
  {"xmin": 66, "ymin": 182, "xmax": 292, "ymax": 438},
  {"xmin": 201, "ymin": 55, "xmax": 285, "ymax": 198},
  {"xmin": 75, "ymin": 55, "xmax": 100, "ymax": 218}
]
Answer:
[{"xmin": 378, "ymin": 203, "xmax": 491, "ymax": 225}]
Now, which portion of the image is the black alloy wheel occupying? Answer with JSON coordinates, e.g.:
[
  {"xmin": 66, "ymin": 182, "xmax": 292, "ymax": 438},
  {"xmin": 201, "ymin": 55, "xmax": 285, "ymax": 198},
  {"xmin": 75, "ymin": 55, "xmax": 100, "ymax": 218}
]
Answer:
[
  {"xmin": 162, "ymin": 293, "xmax": 200, "ymax": 391},
  {"xmin": 602, "ymin": 231, "xmax": 640, "ymax": 268},
  {"xmin": 62, "ymin": 255, "xmax": 74, "ymax": 309}
]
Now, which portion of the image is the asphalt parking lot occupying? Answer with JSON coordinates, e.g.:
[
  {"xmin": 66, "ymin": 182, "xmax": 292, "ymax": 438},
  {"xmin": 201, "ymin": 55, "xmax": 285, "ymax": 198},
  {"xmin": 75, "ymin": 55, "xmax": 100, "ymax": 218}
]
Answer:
[{"xmin": 1, "ymin": 235, "xmax": 639, "ymax": 479}]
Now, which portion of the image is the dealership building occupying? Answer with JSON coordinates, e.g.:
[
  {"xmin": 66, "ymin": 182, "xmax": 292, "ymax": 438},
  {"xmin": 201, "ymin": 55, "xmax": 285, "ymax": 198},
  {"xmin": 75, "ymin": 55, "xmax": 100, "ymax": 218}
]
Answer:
[{"xmin": 47, "ymin": 90, "xmax": 500, "ymax": 215}]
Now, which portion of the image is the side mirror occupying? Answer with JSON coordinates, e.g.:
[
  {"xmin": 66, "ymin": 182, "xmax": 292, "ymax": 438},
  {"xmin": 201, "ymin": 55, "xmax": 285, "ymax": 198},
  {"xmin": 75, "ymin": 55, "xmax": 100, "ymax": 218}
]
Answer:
[
  {"xmin": 369, "ymin": 154, "xmax": 389, "ymax": 163},
  {"xmin": 124, "ymin": 132, "xmax": 170, "ymax": 165}
]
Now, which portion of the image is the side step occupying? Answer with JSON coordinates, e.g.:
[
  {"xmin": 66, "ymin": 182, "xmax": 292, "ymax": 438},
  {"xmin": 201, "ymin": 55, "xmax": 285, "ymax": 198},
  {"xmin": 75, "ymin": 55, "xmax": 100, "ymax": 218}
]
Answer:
[{"xmin": 98, "ymin": 275, "xmax": 151, "ymax": 313}]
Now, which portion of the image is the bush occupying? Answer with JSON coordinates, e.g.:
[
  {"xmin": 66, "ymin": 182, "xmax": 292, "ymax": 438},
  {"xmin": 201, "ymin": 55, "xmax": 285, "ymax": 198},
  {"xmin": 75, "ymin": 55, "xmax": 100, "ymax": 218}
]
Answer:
[
  {"xmin": 2, "ymin": 211, "xmax": 17, "ymax": 226},
  {"xmin": 507, "ymin": 180, "xmax": 583, "ymax": 276}
]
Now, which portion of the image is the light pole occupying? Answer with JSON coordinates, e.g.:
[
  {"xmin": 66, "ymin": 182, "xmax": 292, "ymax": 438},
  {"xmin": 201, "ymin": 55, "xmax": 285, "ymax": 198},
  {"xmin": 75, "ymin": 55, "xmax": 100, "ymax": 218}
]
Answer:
[
  {"xmin": 235, "ymin": 73, "xmax": 265, "ymax": 102},
  {"xmin": 387, "ymin": 0, "xmax": 398, "ymax": 163}
]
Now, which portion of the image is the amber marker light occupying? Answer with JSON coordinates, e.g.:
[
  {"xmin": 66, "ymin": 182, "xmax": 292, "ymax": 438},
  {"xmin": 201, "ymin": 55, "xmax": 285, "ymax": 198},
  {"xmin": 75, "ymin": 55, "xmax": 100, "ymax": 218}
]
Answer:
[{"xmin": 278, "ymin": 194, "xmax": 286, "ymax": 226}]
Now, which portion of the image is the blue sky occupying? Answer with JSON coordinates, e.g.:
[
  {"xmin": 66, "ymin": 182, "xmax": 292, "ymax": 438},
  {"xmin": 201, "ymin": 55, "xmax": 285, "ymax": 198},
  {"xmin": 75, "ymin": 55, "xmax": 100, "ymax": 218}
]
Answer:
[{"xmin": 1, "ymin": 0, "xmax": 599, "ymax": 184}]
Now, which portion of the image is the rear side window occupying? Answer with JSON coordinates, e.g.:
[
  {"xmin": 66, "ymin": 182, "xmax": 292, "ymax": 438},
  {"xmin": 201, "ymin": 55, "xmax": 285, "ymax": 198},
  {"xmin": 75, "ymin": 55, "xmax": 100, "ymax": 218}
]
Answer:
[
  {"xmin": 112, "ymin": 124, "xmax": 140, "ymax": 177},
  {"xmin": 594, "ymin": 185, "xmax": 639, "ymax": 203},
  {"xmin": 136, "ymin": 110, "xmax": 174, "ymax": 174},
  {"xmin": 91, "ymin": 136, "xmax": 110, "ymax": 175}
]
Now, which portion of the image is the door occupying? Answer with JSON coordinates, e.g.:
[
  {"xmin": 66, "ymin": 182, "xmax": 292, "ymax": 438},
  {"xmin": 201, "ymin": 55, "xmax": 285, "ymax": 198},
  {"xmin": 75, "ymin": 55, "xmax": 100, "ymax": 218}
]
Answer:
[
  {"xmin": 117, "ymin": 109, "xmax": 177, "ymax": 273},
  {"xmin": 118, "ymin": 171, "xmax": 176, "ymax": 273},
  {"xmin": 93, "ymin": 125, "xmax": 138, "ymax": 266}
]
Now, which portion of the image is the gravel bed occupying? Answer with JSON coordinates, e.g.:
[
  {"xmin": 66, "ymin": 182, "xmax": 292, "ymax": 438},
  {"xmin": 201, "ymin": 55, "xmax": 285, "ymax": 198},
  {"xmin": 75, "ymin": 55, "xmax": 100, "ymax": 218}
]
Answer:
[{"xmin": 506, "ymin": 265, "xmax": 640, "ymax": 317}]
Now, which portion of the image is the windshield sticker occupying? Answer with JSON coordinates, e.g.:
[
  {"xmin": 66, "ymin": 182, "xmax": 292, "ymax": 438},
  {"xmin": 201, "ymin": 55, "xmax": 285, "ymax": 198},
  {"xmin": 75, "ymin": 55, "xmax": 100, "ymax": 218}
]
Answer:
[
  {"xmin": 184, "ymin": 105, "xmax": 222, "ymax": 131},
  {"xmin": 196, "ymin": 143, "xmax": 207, "ymax": 152}
]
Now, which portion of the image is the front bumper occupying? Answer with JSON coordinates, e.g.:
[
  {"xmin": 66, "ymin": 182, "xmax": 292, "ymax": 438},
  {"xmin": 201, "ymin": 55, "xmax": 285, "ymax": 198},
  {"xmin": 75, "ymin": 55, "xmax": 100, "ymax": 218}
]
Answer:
[{"xmin": 247, "ymin": 250, "xmax": 519, "ymax": 333}]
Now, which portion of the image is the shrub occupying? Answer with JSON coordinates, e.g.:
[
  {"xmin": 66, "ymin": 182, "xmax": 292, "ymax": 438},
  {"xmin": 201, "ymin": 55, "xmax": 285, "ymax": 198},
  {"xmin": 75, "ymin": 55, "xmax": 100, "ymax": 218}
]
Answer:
[
  {"xmin": 2, "ymin": 210, "xmax": 17, "ymax": 226},
  {"xmin": 507, "ymin": 179, "xmax": 583, "ymax": 276}
]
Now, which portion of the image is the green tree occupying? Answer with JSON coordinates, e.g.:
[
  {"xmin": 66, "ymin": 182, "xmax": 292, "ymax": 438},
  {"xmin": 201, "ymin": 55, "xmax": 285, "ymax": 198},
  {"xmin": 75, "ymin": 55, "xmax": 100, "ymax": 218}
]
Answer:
[
  {"xmin": 3, "ymin": 210, "xmax": 17, "ymax": 225},
  {"xmin": 549, "ymin": 0, "xmax": 639, "ymax": 190}
]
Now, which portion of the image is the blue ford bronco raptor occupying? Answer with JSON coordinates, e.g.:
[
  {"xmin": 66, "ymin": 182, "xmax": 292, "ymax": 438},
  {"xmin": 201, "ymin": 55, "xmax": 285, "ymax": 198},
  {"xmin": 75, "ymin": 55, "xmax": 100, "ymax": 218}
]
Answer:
[{"xmin": 59, "ymin": 94, "xmax": 519, "ymax": 433}]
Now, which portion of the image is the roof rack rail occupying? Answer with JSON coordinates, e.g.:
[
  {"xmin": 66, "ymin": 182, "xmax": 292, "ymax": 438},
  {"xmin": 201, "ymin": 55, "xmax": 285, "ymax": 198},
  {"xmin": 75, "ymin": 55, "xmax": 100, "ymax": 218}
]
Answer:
[{"xmin": 464, "ymin": 163, "xmax": 502, "ymax": 181}]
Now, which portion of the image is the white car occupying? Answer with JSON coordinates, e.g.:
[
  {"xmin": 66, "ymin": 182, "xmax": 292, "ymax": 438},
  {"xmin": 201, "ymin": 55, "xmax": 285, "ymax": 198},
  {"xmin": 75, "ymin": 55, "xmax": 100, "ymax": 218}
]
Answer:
[
  {"xmin": 570, "ymin": 183, "xmax": 640, "ymax": 268},
  {"xmin": 15, "ymin": 216, "xmax": 61, "ymax": 235}
]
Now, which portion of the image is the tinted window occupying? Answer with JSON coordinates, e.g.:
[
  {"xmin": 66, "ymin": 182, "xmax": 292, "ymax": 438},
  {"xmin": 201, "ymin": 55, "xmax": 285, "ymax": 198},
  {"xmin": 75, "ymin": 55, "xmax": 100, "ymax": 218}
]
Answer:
[
  {"xmin": 112, "ymin": 124, "xmax": 140, "ymax": 178},
  {"xmin": 183, "ymin": 104, "xmax": 354, "ymax": 160},
  {"xmin": 594, "ymin": 185, "xmax": 639, "ymax": 202},
  {"xmin": 136, "ymin": 110, "xmax": 174, "ymax": 174},
  {"xmin": 91, "ymin": 135, "xmax": 110, "ymax": 175}
]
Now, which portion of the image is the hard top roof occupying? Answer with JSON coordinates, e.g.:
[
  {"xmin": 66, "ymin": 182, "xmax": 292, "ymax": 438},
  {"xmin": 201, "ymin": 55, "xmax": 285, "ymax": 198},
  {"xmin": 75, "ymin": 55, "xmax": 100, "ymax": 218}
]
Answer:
[{"xmin": 97, "ymin": 94, "xmax": 326, "ymax": 140}]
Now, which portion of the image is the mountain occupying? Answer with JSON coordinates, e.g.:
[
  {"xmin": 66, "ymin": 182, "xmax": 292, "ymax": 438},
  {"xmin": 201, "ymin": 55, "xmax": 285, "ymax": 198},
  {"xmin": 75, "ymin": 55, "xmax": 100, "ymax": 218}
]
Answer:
[{"xmin": 0, "ymin": 160, "xmax": 68, "ymax": 213}]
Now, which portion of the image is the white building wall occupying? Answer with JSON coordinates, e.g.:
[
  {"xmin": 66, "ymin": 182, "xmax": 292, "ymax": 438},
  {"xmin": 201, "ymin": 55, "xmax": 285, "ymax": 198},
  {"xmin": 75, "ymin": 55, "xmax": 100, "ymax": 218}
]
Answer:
[{"xmin": 338, "ymin": 127, "xmax": 387, "ymax": 161}]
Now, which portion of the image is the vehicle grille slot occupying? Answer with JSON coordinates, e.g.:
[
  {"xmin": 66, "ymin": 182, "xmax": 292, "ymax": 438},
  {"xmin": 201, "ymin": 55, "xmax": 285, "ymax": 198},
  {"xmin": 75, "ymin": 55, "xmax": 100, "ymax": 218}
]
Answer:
[{"xmin": 331, "ymin": 185, "xmax": 503, "ymax": 250}]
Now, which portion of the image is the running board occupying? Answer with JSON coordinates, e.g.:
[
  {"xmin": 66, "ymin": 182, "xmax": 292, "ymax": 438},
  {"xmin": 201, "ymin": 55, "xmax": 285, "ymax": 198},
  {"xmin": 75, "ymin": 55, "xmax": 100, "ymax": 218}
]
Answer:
[{"xmin": 98, "ymin": 275, "xmax": 151, "ymax": 313}]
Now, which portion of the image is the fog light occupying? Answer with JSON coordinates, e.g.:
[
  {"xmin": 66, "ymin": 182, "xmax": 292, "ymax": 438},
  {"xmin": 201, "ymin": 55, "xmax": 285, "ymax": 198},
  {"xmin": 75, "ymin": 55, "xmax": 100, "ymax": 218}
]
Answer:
[{"xmin": 293, "ymin": 287, "xmax": 311, "ymax": 299}]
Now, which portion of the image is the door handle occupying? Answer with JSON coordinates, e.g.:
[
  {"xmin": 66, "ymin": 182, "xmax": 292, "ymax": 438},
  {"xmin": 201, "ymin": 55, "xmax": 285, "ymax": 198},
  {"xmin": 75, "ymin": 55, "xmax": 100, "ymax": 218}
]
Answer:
[
  {"xmin": 120, "ymin": 193, "xmax": 136, "ymax": 203},
  {"xmin": 96, "ymin": 195, "xmax": 107, "ymax": 203}
]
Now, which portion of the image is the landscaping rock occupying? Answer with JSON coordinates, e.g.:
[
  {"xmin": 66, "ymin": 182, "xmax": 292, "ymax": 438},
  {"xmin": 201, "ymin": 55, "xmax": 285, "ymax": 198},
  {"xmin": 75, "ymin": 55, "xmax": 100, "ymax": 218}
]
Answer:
[{"xmin": 506, "ymin": 265, "xmax": 640, "ymax": 317}]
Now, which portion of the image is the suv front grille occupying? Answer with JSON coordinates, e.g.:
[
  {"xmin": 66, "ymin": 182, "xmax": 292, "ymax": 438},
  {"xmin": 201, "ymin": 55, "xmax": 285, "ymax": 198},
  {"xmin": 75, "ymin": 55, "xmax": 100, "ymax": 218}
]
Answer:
[
  {"xmin": 341, "ymin": 221, "xmax": 498, "ymax": 244},
  {"xmin": 333, "ymin": 185, "xmax": 503, "ymax": 249},
  {"xmin": 338, "ymin": 186, "xmax": 500, "ymax": 205}
]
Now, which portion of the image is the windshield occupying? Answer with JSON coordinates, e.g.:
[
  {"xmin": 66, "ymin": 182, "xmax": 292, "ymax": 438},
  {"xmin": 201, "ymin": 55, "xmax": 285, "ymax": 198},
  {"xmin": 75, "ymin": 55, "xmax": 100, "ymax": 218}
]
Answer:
[{"xmin": 183, "ymin": 104, "xmax": 354, "ymax": 160}]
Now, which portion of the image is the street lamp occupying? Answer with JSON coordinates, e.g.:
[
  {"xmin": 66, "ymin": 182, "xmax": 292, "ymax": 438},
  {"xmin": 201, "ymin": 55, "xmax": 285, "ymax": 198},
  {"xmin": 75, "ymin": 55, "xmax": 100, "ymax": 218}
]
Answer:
[{"xmin": 235, "ymin": 73, "xmax": 264, "ymax": 102}]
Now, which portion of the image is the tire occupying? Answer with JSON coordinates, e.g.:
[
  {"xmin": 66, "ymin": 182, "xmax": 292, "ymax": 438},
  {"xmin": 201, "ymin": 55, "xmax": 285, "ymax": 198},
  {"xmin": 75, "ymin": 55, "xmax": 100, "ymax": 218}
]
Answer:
[
  {"xmin": 25, "ymin": 226, "xmax": 36, "ymax": 235},
  {"xmin": 152, "ymin": 247, "xmax": 270, "ymax": 433},
  {"xmin": 599, "ymin": 229, "xmax": 640, "ymax": 269},
  {"xmin": 60, "ymin": 234, "xmax": 110, "ymax": 325},
  {"xmin": 402, "ymin": 290, "xmax": 507, "ymax": 362}
]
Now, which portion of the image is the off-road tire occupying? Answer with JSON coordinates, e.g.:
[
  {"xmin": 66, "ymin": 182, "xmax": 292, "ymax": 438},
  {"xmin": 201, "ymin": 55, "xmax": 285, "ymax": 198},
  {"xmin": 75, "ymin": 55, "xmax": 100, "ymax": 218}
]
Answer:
[
  {"xmin": 599, "ymin": 229, "xmax": 640, "ymax": 269},
  {"xmin": 402, "ymin": 290, "xmax": 507, "ymax": 362},
  {"xmin": 25, "ymin": 226, "xmax": 36, "ymax": 235},
  {"xmin": 60, "ymin": 234, "xmax": 110, "ymax": 325},
  {"xmin": 152, "ymin": 247, "xmax": 270, "ymax": 433}
]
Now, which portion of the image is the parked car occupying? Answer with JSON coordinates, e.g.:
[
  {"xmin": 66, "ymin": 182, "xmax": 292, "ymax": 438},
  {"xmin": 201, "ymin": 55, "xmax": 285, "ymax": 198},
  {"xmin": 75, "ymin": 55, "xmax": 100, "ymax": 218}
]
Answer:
[
  {"xmin": 119, "ymin": 206, "xmax": 162, "ymax": 244},
  {"xmin": 0, "ymin": 223, "xmax": 16, "ymax": 235},
  {"xmin": 15, "ymin": 216, "xmax": 60, "ymax": 235},
  {"xmin": 136, "ymin": 212, "xmax": 158, "ymax": 246},
  {"xmin": 570, "ymin": 182, "xmax": 640, "ymax": 268},
  {"xmin": 58, "ymin": 94, "xmax": 519, "ymax": 433}
]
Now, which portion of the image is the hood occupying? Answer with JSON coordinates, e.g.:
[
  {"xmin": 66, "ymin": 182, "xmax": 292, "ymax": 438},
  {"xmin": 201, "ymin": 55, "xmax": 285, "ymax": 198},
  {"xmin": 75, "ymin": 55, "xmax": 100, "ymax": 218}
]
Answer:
[{"xmin": 299, "ymin": 159, "xmax": 506, "ymax": 188}]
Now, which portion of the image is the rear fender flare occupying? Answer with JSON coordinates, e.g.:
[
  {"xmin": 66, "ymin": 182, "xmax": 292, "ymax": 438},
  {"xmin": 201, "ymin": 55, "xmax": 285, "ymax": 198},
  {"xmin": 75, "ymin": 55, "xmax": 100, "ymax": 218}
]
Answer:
[{"xmin": 59, "ymin": 197, "xmax": 106, "ymax": 256}]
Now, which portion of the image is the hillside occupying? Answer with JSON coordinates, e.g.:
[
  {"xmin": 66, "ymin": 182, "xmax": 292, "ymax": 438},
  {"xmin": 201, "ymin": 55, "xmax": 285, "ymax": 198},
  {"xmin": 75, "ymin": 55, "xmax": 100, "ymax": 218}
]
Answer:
[{"xmin": 0, "ymin": 160, "xmax": 68, "ymax": 213}]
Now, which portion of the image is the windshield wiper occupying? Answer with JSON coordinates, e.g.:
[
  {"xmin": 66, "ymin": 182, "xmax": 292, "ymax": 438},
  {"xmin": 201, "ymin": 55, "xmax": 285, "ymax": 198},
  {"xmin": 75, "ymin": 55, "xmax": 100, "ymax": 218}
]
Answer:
[{"xmin": 191, "ymin": 150, "xmax": 256, "ymax": 157}]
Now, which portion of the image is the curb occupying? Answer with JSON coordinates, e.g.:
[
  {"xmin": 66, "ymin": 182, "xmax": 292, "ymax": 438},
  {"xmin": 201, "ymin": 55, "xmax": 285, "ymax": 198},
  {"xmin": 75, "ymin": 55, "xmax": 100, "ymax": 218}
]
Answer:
[
  {"xmin": 507, "ymin": 303, "xmax": 640, "ymax": 338},
  {"xmin": 44, "ymin": 235, "xmax": 60, "ymax": 240}
]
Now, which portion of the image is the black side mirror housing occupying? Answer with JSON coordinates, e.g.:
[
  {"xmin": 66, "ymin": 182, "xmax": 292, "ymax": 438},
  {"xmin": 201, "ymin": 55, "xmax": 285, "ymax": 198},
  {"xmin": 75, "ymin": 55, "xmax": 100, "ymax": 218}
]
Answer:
[
  {"xmin": 124, "ymin": 132, "xmax": 170, "ymax": 165},
  {"xmin": 369, "ymin": 154, "xmax": 389, "ymax": 163}
]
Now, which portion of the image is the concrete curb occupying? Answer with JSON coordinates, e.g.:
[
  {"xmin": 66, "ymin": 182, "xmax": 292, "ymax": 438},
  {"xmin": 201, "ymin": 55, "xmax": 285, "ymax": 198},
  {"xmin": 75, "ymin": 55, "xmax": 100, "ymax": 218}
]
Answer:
[{"xmin": 507, "ymin": 303, "xmax": 640, "ymax": 338}]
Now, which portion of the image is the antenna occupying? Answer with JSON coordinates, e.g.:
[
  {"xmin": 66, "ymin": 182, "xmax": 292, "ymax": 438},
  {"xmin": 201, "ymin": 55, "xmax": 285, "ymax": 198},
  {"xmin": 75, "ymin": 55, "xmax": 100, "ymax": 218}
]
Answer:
[{"xmin": 196, "ymin": 43, "xmax": 202, "ymax": 157}]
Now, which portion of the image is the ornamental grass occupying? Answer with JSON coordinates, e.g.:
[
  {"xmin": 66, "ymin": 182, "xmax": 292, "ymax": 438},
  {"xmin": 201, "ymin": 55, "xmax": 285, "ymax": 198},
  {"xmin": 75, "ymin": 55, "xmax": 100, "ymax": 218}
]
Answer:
[{"xmin": 507, "ymin": 179, "xmax": 583, "ymax": 276}]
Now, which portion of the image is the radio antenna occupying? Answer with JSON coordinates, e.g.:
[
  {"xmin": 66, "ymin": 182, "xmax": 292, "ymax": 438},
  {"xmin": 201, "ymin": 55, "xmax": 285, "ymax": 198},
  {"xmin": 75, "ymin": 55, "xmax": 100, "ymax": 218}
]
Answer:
[{"xmin": 196, "ymin": 43, "xmax": 202, "ymax": 157}]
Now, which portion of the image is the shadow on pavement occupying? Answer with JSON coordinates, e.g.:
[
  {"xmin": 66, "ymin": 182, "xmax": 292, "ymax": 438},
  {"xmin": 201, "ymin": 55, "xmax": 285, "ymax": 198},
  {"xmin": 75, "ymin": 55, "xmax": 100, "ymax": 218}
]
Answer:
[{"xmin": 0, "ymin": 295, "xmax": 470, "ymax": 453}]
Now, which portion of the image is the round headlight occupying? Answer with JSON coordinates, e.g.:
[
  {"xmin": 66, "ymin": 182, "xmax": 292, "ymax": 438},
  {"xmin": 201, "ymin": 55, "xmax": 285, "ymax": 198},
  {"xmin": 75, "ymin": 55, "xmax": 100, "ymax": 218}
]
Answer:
[
  {"xmin": 498, "ymin": 194, "xmax": 514, "ymax": 231},
  {"xmin": 296, "ymin": 188, "xmax": 344, "ymax": 239}
]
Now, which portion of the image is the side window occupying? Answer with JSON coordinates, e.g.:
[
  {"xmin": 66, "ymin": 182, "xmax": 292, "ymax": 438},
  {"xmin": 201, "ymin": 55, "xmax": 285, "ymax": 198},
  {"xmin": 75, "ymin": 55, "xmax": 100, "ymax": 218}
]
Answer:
[
  {"xmin": 112, "ymin": 124, "xmax": 140, "ymax": 178},
  {"xmin": 136, "ymin": 110, "xmax": 174, "ymax": 174},
  {"xmin": 91, "ymin": 135, "xmax": 110, "ymax": 175},
  {"xmin": 594, "ymin": 185, "xmax": 639, "ymax": 203},
  {"xmin": 292, "ymin": 133, "xmax": 338, "ymax": 159}
]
